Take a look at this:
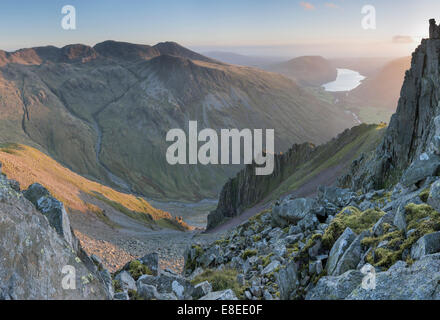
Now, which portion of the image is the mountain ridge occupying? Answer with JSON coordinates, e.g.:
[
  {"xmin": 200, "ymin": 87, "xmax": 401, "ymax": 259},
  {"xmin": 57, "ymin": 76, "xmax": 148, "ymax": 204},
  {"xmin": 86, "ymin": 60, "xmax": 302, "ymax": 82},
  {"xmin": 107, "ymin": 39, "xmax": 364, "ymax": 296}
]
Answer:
[
  {"xmin": 0, "ymin": 40, "xmax": 220, "ymax": 66},
  {"xmin": 0, "ymin": 40, "xmax": 358, "ymax": 201}
]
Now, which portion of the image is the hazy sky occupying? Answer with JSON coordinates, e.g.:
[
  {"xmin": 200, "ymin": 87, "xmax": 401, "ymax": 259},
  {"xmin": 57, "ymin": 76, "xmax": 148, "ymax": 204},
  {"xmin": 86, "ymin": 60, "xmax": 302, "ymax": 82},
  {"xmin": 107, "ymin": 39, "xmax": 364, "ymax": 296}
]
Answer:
[{"xmin": 1, "ymin": 0, "xmax": 439, "ymax": 57}]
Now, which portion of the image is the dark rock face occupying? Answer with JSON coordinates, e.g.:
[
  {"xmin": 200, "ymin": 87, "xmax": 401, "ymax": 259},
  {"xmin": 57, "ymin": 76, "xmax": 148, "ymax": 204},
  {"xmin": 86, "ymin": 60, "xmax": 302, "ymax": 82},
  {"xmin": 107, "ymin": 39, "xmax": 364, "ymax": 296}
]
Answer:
[
  {"xmin": 344, "ymin": 29, "xmax": 440, "ymax": 191},
  {"xmin": 430, "ymin": 19, "xmax": 440, "ymax": 39},
  {"xmin": 140, "ymin": 252, "xmax": 159, "ymax": 276},
  {"xmin": 207, "ymin": 143, "xmax": 315, "ymax": 230},
  {"xmin": 24, "ymin": 183, "xmax": 74, "ymax": 249}
]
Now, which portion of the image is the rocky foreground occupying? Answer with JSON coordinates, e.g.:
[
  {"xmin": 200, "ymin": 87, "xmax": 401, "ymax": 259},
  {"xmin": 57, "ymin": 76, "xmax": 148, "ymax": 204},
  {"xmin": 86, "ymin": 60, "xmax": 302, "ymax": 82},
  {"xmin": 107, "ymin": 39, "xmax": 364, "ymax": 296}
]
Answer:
[{"xmin": 0, "ymin": 164, "xmax": 112, "ymax": 299}]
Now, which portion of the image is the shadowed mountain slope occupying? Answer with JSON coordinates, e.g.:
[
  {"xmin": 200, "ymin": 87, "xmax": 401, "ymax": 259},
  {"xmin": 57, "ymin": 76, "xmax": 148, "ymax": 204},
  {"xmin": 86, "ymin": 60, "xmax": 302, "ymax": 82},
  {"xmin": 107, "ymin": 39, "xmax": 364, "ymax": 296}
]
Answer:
[
  {"xmin": 0, "ymin": 41, "xmax": 357, "ymax": 201},
  {"xmin": 265, "ymin": 56, "xmax": 337, "ymax": 87}
]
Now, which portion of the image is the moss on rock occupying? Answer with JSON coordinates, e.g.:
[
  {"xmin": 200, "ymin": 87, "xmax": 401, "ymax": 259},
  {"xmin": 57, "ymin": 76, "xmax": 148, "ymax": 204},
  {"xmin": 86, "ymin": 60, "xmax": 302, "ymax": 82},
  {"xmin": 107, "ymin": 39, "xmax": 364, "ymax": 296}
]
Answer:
[
  {"xmin": 362, "ymin": 203, "xmax": 440, "ymax": 269},
  {"xmin": 191, "ymin": 269, "xmax": 246, "ymax": 298},
  {"xmin": 128, "ymin": 260, "xmax": 153, "ymax": 281},
  {"xmin": 322, "ymin": 207, "xmax": 384, "ymax": 249}
]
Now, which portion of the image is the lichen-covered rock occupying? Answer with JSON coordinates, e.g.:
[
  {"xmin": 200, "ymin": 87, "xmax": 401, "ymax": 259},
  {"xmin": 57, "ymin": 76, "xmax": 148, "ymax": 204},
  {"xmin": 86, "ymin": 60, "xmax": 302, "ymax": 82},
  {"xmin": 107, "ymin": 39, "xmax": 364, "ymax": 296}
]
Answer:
[
  {"xmin": 140, "ymin": 252, "xmax": 159, "ymax": 276},
  {"xmin": 0, "ymin": 176, "xmax": 109, "ymax": 299},
  {"xmin": 156, "ymin": 270, "xmax": 193, "ymax": 299},
  {"xmin": 137, "ymin": 283, "xmax": 160, "ymax": 300},
  {"xmin": 333, "ymin": 232, "xmax": 366, "ymax": 276},
  {"xmin": 401, "ymin": 156, "xmax": 440, "ymax": 187},
  {"xmin": 428, "ymin": 180, "xmax": 440, "ymax": 211},
  {"xmin": 326, "ymin": 228, "xmax": 356, "ymax": 276},
  {"xmin": 347, "ymin": 254, "xmax": 440, "ymax": 299},
  {"xmin": 271, "ymin": 198, "xmax": 318, "ymax": 228},
  {"xmin": 23, "ymin": 183, "xmax": 74, "ymax": 249},
  {"xmin": 115, "ymin": 271, "xmax": 136, "ymax": 292},
  {"xmin": 192, "ymin": 281, "xmax": 212, "ymax": 299},
  {"xmin": 36, "ymin": 196, "xmax": 74, "ymax": 249},
  {"xmin": 276, "ymin": 262, "xmax": 298, "ymax": 300},
  {"xmin": 306, "ymin": 270, "xmax": 364, "ymax": 300},
  {"xmin": 411, "ymin": 231, "xmax": 440, "ymax": 260}
]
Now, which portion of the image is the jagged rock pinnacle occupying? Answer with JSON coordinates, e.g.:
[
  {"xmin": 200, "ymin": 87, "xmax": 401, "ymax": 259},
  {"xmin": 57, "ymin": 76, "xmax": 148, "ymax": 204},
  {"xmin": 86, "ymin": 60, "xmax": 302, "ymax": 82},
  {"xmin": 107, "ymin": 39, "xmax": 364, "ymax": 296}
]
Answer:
[{"xmin": 429, "ymin": 19, "xmax": 440, "ymax": 39}]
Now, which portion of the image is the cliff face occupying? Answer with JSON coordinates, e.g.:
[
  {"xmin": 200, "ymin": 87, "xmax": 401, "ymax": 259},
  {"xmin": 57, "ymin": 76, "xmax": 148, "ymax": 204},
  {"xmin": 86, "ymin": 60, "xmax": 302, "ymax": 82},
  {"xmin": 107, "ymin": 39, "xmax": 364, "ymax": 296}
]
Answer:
[
  {"xmin": 207, "ymin": 143, "xmax": 315, "ymax": 229},
  {"xmin": 344, "ymin": 28, "xmax": 440, "ymax": 191},
  {"xmin": 207, "ymin": 124, "xmax": 385, "ymax": 230}
]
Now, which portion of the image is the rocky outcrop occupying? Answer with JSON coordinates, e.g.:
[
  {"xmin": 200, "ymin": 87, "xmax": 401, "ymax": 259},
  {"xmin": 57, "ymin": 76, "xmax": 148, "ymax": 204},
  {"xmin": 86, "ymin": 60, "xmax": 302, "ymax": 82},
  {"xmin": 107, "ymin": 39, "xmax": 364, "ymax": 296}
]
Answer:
[
  {"xmin": 271, "ymin": 198, "xmax": 319, "ymax": 228},
  {"xmin": 0, "ymin": 165, "xmax": 111, "ymax": 299},
  {"xmin": 207, "ymin": 143, "xmax": 315, "ymax": 230},
  {"xmin": 208, "ymin": 124, "xmax": 383, "ymax": 230},
  {"xmin": 186, "ymin": 20, "xmax": 440, "ymax": 301},
  {"xmin": 24, "ymin": 184, "xmax": 74, "ymax": 249},
  {"xmin": 343, "ymin": 23, "xmax": 440, "ymax": 191}
]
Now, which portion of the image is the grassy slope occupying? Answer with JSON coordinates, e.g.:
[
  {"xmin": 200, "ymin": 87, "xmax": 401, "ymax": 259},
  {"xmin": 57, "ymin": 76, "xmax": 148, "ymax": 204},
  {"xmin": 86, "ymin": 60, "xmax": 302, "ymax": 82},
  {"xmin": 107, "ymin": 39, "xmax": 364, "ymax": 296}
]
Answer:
[
  {"xmin": 0, "ymin": 143, "xmax": 189, "ymax": 231},
  {"xmin": 267, "ymin": 124, "xmax": 386, "ymax": 202}
]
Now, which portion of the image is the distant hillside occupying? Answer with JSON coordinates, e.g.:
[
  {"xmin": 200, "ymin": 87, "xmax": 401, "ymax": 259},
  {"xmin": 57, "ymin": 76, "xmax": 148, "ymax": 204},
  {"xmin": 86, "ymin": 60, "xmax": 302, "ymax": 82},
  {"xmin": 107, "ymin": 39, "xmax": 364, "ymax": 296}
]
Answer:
[
  {"xmin": 349, "ymin": 56, "xmax": 411, "ymax": 110},
  {"xmin": 265, "ymin": 56, "xmax": 337, "ymax": 87},
  {"xmin": 0, "ymin": 143, "xmax": 188, "ymax": 231},
  {"xmin": 0, "ymin": 41, "xmax": 357, "ymax": 201},
  {"xmin": 203, "ymin": 51, "xmax": 284, "ymax": 67},
  {"xmin": 330, "ymin": 57, "xmax": 394, "ymax": 77}
]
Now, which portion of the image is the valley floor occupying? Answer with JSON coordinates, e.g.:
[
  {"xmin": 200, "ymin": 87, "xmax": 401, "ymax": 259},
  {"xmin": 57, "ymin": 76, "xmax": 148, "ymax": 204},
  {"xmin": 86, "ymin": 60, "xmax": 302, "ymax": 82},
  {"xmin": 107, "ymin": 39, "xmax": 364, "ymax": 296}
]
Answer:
[{"xmin": 70, "ymin": 197, "xmax": 222, "ymax": 273}]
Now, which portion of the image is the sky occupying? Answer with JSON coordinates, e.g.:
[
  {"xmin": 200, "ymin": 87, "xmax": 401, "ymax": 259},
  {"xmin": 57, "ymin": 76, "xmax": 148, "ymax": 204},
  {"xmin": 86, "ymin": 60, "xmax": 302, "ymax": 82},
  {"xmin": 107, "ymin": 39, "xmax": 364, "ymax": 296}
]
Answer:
[{"xmin": 0, "ymin": 0, "xmax": 439, "ymax": 58}]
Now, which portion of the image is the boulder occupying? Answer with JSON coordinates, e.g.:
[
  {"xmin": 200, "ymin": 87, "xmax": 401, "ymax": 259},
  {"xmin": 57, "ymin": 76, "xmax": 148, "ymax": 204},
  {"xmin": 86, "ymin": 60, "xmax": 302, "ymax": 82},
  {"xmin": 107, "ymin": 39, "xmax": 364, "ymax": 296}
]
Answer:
[
  {"xmin": 113, "ymin": 292, "xmax": 129, "ymax": 300},
  {"xmin": 272, "ymin": 198, "xmax": 318, "ymax": 228},
  {"xmin": 140, "ymin": 252, "xmax": 159, "ymax": 276},
  {"xmin": 115, "ymin": 271, "xmax": 136, "ymax": 292},
  {"xmin": 137, "ymin": 283, "xmax": 160, "ymax": 300},
  {"xmin": 199, "ymin": 289, "xmax": 237, "ymax": 300},
  {"xmin": 326, "ymin": 228, "xmax": 356, "ymax": 276},
  {"xmin": 372, "ymin": 211, "xmax": 396, "ymax": 236},
  {"xmin": 156, "ymin": 270, "xmax": 193, "ymax": 298},
  {"xmin": 306, "ymin": 270, "xmax": 364, "ymax": 300},
  {"xmin": 333, "ymin": 232, "xmax": 366, "ymax": 276},
  {"xmin": 23, "ymin": 183, "xmax": 50, "ymax": 205},
  {"xmin": 36, "ymin": 196, "xmax": 74, "ymax": 249},
  {"xmin": 411, "ymin": 232, "xmax": 440, "ymax": 260},
  {"xmin": 192, "ymin": 281, "xmax": 212, "ymax": 299},
  {"xmin": 393, "ymin": 205, "xmax": 407, "ymax": 232},
  {"xmin": 317, "ymin": 186, "xmax": 356, "ymax": 208},
  {"xmin": 401, "ymin": 155, "xmax": 440, "ymax": 187},
  {"xmin": 137, "ymin": 274, "xmax": 157, "ymax": 286},
  {"xmin": 262, "ymin": 260, "xmax": 281, "ymax": 275},
  {"xmin": 347, "ymin": 254, "xmax": 440, "ymax": 299},
  {"xmin": 428, "ymin": 180, "xmax": 440, "ymax": 212},
  {"xmin": 276, "ymin": 262, "xmax": 299, "ymax": 300}
]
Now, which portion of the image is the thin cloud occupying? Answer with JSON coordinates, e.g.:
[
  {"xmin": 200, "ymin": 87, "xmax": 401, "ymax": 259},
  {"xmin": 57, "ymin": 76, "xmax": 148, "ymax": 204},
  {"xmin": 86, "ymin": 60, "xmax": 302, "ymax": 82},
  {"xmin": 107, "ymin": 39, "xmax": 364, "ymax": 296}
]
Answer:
[
  {"xmin": 392, "ymin": 35, "xmax": 414, "ymax": 43},
  {"xmin": 325, "ymin": 3, "xmax": 339, "ymax": 9},
  {"xmin": 300, "ymin": 2, "xmax": 315, "ymax": 10}
]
